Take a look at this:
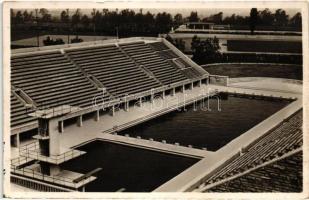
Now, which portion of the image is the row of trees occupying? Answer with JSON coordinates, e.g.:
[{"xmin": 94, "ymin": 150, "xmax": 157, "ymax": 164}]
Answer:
[
  {"xmin": 11, "ymin": 8, "xmax": 175, "ymax": 36},
  {"xmin": 187, "ymin": 9, "xmax": 301, "ymax": 28},
  {"xmin": 190, "ymin": 35, "xmax": 221, "ymax": 64},
  {"xmin": 11, "ymin": 8, "xmax": 302, "ymax": 36}
]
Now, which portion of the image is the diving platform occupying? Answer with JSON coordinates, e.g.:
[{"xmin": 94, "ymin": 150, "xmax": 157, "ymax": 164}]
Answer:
[{"xmin": 19, "ymin": 141, "xmax": 86, "ymax": 164}]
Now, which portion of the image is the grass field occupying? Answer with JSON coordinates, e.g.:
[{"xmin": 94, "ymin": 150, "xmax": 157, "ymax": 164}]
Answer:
[
  {"xmin": 202, "ymin": 63, "xmax": 302, "ymax": 80},
  {"xmin": 227, "ymin": 40, "xmax": 302, "ymax": 53}
]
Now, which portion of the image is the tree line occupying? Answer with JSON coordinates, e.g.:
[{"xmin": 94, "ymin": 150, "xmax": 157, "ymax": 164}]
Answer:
[
  {"xmin": 187, "ymin": 9, "xmax": 301, "ymax": 29},
  {"xmin": 11, "ymin": 8, "xmax": 302, "ymax": 39}
]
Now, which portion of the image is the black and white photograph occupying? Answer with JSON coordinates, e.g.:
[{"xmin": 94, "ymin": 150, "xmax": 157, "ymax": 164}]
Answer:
[{"xmin": 2, "ymin": 1, "xmax": 308, "ymax": 198}]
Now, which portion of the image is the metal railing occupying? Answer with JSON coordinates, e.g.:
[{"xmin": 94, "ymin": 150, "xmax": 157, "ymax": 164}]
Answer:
[
  {"xmin": 19, "ymin": 141, "xmax": 85, "ymax": 164},
  {"xmin": 11, "ymin": 164, "xmax": 91, "ymax": 189}
]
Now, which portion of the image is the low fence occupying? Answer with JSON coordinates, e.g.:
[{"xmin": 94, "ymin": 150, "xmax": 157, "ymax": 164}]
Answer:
[
  {"xmin": 209, "ymin": 75, "xmax": 229, "ymax": 86},
  {"xmin": 11, "ymin": 175, "xmax": 74, "ymax": 192}
]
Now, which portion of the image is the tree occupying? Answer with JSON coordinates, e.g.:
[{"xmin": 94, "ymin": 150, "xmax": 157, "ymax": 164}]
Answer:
[
  {"xmin": 188, "ymin": 11, "xmax": 199, "ymax": 22},
  {"xmin": 175, "ymin": 39, "xmax": 185, "ymax": 52},
  {"xmin": 208, "ymin": 12, "xmax": 223, "ymax": 24},
  {"xmin": 249, "ymin": 8, "xmax": 258, "ymax": 34},
  {"xmin": 191, "ymin": 35, "xmax": 220, "ymax": 64},
  {"xmin": 60, "ymin": 10, "xmax": 69, "ymax": 23},
  {"xmin": 23, "ymin": 10, "xmax": 34, "ymax": 22},
  {"xmin": 258, "ymin": 8, "xmax": 274, "ymax": 26},
  {"xmin": 289, "ymin": 12, "xmax": 301, "ymax": 29},
  {"xmin": 14, "ymin": 10, "xmax": 23, "ymax": 24},
  {"xmin": 71, "ymin": 9, "xmax": 82, "ymax": 38},
  {"xmin": 274, "ymin": 9, "xmax": 289, "ymax": 27},
  {"xmin": 173, "ymin": 13, "xmax": 183, "ymax": 28},
  {"xmin": 39, "ymin": 8, "xmax": 51, "ymax": 22},
  {"xmin": 155, "ymin": 12, "xmax": 173, "ymax": 34},
  {"xmin": 81, "ymin": 14, "xmax": 90, "ymax": 28}
]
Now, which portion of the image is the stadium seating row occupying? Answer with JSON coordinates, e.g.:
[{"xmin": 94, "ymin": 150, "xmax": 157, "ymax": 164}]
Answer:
[
  {"xmin": 11, "ymin": 41, "xmax": 204, "ymax": 128},
  {"xmin": 200, "ymin": 110, "xmax": 302, "ymax": 188},
  {"xmin": 149, "ymin": 42, "xmax": 203, "ymax": 79},
  {"xmin": 120, "ymin": 42, "xmax": 188, "ymax": 84},
  {"xmin": 65, "ymin": 44, "xmax": 161, "ymax": 96},
  {"xmin": 205, "ymin": 151, "xmax": 302, "ymax": 192}
]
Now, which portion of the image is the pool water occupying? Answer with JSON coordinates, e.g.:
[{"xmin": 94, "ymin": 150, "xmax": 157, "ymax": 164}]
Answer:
[
  {"xmin": 61, "ymin": 140, "xmax": 198, "ymax": 192},
  {"xmin": 119, "ymin": 94, "xmax": 291, "ymax": 151}
]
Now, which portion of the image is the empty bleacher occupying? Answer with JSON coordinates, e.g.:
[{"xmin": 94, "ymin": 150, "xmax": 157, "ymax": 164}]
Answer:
[
  {"xmin": 11, "ymin": 51, "xmax": 104, "ymax": 111},
  {"xmin": 148, "ymin": 42, "xmax": 170, "ymax": 51},
  {"xmin": 65, "ymin": 45, "xmax": 161, "ymax": 96},
  {"xmin": 200, "ymin": 109, "xmax": 302, "ymax": 190},
  {"xmin": 10, "ymin": 92, "xmax": 37, "ymax": 127},
  {"xmin": 148, "ymin": 42, "xmax": 203, "ymax": 79},
  {"xmin": 156, "ymin": 50, "xmax": 179, "ymax": 60},
  {"xmin": 120, "ymin": 42, "xmax": 188, "ymax": 85},
  {"xmin": 168, "ymin": 58, "xmax": 202, "ymax": 79},
  {"xmin": 205, "ymin": 151, "xmax": 302, "ymax": 192}
]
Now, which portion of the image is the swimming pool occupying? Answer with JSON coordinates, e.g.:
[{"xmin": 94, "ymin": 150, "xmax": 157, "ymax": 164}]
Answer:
[
  {"xmin": 61, "ymin": 140, "xmax": 199, "ymax": 192},
  {"xmin": 118, "ymin": 93, "xmax": 291, "ymax": 151}
]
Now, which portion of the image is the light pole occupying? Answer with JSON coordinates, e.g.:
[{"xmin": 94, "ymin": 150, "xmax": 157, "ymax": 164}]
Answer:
[
  {"xmin": 67, "ymin": 9, "xmax": 70, "ymax": 45},
  {"xmin": 35, "ymin": 9, "xmax": 39, "ymax": 47}
]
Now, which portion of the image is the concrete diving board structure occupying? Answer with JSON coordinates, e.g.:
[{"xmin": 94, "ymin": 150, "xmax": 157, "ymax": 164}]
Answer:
[{"xmin": 11, "ymin": 105, "xmax": 99, "ymax": 191}]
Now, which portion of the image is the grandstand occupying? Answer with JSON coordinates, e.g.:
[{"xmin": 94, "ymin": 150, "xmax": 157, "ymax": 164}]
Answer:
[
  {"xmin": 9, "ymin": 37, "xmax": 303, "ymax": 193},
  {"xmin": 10, "ymin": 37, "xmax": 208, "ymax": 143},
  {"xmin": 196, "ymin": 110, "xmax": 302, "ymax": 192}
]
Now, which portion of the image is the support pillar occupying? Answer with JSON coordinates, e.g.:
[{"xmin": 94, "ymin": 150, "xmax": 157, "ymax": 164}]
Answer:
[
  {"xmin": 58, "ymin": 121, "xmax": 64, "ymax": 133},
  {"xmin": 150, "ymin": 94, "xmax": 154, "ymax": 103},
  {"xmin": 124, "ymin": 101, "xmax": 129, "ymax": 111},
  {"xmin": 198, "ymin": 80, "xmax": 202, "ymax": 87},
  {"xmin": 138, "ymin": 98, "xmax": 142, "ymax": 107},
  {"xmin": 12, "ymin": 133, "xmax": 20, "ymax": 148},
  {"xmin": 181, "ymin": 85, "xmax": 185, "ymax": 93},
  {"xmin": 95, "ymin": 110, "xmax": 100, "ymax": 121},
  {"xmin": 77, "ymin": 115, "xmax": 83, "ymax": 127},
  {"xmin": 162, "ymin": 91, "xmax": 165, "ymax": 99},
  {"xmin": 49, "ymin": 165, "xmax": 61, "ymax": 176},
  {"xmin": 110, "ymin": 106, "xmax": 115, "ymax": 116},
  {"xmin": 171, "ymin": 88, "xmax": 176, "ymax": 96},
  {"xmin": 190, "ymin": 82, "xmax": 193, "ymax": 90}
]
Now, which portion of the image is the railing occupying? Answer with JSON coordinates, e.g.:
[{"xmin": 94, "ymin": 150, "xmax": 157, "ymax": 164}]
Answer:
[
  {"xmin": 11, "ymin": 156, "xmax": 33, "ymax": 167},
  {"xmin": 11, "ymin": 164, "xmax": 91, "ymax": 189},
  {"xmin": 19, "ymin": 141, "xmax": 85, "ymax": 164},
  {"xmin": 11, "ymin": 175, "xmax": 75, "ymax": 192},
  {"xmin": 29, "ymin": 105, "xmax": 79, "ymax": 118}
]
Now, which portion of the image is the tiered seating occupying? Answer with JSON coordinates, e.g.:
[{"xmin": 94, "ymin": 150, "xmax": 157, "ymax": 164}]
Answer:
[
  {"xmin": 148, "ymin": 42, "xmax": 179, "ymax": 59},
  {"xmin": 10, "ymin": 92, "xmax": 37, "ymax": 127},
  {"xmin": 148, "ymin": 42, "xmax": 169, "ymax": 51},
  {"xmin": 11, "ymin": 51, "xmax": 104, "ymax": 111},
  {"xmin": 202, "ymin": 110, "xmax": 302, "ymax": 188},
  {"xmin": 65, "ymin": 45, "xmax": 161, "ymax": 96},
  {"xmin": 120, "ymin": 42, "xmax": 188, "ymax": 84},
  {"xmin": 168, "ymin": 58, "xmax": 202, "ymax": 79},
  {"xmin": 206, "ymin": 151, "xmax": 302, "ymax": 192},
  {"xmin": 156, "ymin": 50, "xmax": 179, "ymax": 60}
]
